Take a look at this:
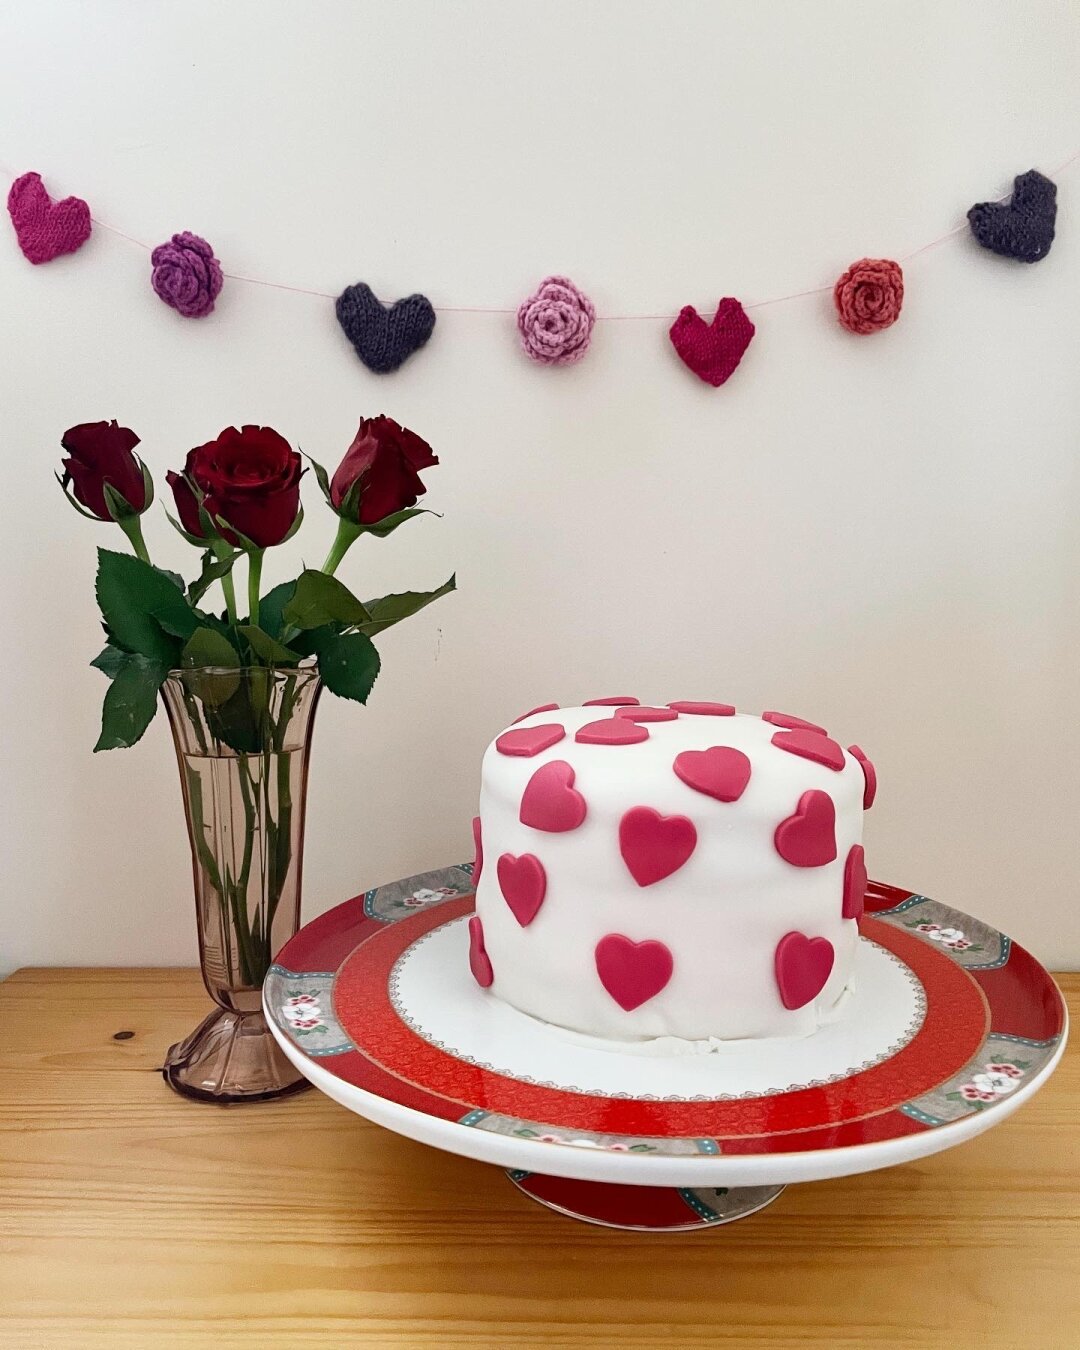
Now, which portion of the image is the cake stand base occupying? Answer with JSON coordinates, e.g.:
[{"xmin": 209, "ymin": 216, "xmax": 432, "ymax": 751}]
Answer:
[{"xmin": 506, "ymin": 1172, "xmax": 786, "ymax": 1230}]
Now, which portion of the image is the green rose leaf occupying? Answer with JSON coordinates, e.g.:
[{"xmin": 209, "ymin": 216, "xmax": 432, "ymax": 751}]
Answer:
[
  {"xmin": 282, "ymin": 569, "xmax": 372, "ymax": 631},
  {"xmin": 359, "ymin": 574, "xmax": 456, "ymax": 637},
  {"xmin": 94, "ymin": 653, "xmax": 170, "ymax": 751},
  {"xmin": 181, "ymin": 627, "xmax": 242, "ymax": 706},
  {"xmin": 361, "ymin": 507, "xmax": 437, "ymax": 539},
  {"xmin": 188, "ymin": 550, "xmax": 239, "ymax": 606},
  {"xmin": 95, "ymin": 549, "xmax": 190, "ymax": 664},
  {"xmin": 238, "ymin": 624, "xmax": 304, "ymax": 666},
  {"xmin": 258, "ymin": 580, "xmax": 296, "ymax": 639},
  {"xmin": 90, "ymin": 644, "xmax": 128, "ymax": 679},
  {"xmin": 315, "ymin": 629, "xmax": 381, "ymax": 704}
]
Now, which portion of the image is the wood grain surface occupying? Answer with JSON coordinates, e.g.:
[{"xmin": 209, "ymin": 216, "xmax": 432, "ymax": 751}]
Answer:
[{"xmin": 0, "ymin": 966, "xmax": 1076, "ymax": 1349}]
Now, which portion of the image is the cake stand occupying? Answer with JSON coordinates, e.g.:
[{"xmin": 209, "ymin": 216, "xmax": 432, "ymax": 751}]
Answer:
[{"xmin": 264, "ymin": 865, "xmax": 1067, "ymax": 1231}]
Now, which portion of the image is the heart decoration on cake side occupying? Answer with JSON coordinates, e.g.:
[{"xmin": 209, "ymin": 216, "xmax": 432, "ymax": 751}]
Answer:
[
  {"xmin": 519, "ymin": 760, "xmax": 587, "ymax": 833},
  {"xmin": 595, "ymin": 933, "xmax": 674, "ymax": 1011},
  {"xmin": 847, "ymin": 744, "xmax": 877, "ymax": 809},
  {"xmin": 471, "ymin": 815, "xmax": 483, "ymax": 888},
  {"xmin": 495, "ymin": 723, "xmax": 566, "ymax": 757},
  {"xmin": 511, "ymin": 703, "xmax": 559, "ymax": 724},
  {"xmin": 842, "ymin": 844, "xmax": 867, "ymax": 921},
  {"xmin": 774, "ymin": 931, "xmax": 835, "ymax": 1010},
  {"xmin": 619, "ymin": 806, "xmax": 697, "ymax": 886},
  {"xmin": 673, "ymin": 746, "xmax": 752, "ymax": 803},
  {"xmin": 668, "ymin": 701, "xmax": 736, "ymax": 716},
  {"xmin": 763, "ymin": 710, "xmax": 827, "ymax": 735},
  {"xmin": 669, "ymin": 297, "xmax": 755, "ymax": 387},
  {"xmin": 468, "ymin": 915, "xmax": 494, "ymax": 988},
  {"xmin": 576, "ymin": 718, "xmax": 650, "ymax": 745},
  {"xmin": 967, "ymin": 169, "xmax": 1057, "ymax": 264},
  {"xmin": 7, "ymin": 171, "xmax": 92, "ymax": 264},
  {"xmin": 497, "ymin": 852, "xmax": 547, "ymax": 927},
  {"xmin": 770, "ymin": 729, "xmax": 845, "ymax": 772},
  {"xmin": 335, "ymin": 282, "xmax": 436, "ymax": 373},
  {"xmin": 774, "ymin": 789, "xmax": 837, "ymax": 867}
]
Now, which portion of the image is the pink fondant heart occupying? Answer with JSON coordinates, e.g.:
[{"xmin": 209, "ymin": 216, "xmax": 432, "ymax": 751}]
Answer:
[
  {"xmin": 495, "ymin": 723, "xmax": 566, "ymax": 757},
  {"xmin": 471, "ymin": 815, "xmax": 483, "ymax": 888},
  {"xmin": 519, "ymin": 760, "xmax": 587, "ymax": 833},
  {"xmin": 619, "ymin": 806, "xmax": 697, "ymax": 886},
  {"xmin": 512, "ymin": 702, "xmax": 559, "ymax": 724},
  {"xmin": 842, "ymin": 844, "xmax": 867, "ymax": 921},
  {"xmin": 468, "ymin": 915, "xmax": 493, "ymax": 988},
  {"xmin": 673, "ymin": 746, "xmax": 752, "ymax": 803},
  {"xmin": 583, "ymin": 696, "xmax": 639, "ymax": 706},
  {"xmin": 595, "ymin": 933, "xmax": 674, "ymax": 1011},
  {"xmin": 669, "ymin": 297, "xmax": 755, "ymax": 387},
  {"xmin": 576, "ymin": 718, "xmax": 649, "ymax": 745},
  {"xmin": 497, "ymin": 853, "xmax": 547, "ymax": 927},
  {"xmin": 667, "ymin": 701, "xmax": 736, "ymax": 716},
  {"xmin": 770, "ymin": 729, "xmax": 845, "ymax": 772},
  {"xmin": 7, "ymin": 172, "xmax": 92, "ymax": 264},
  {"xmin": 774, "ymin": 790, "xmax": 837, "ymax": 867},
  {"xmin": 615, "ymin": 706, "xmax": 679, "ymax": 723},
  {"xmin": 774, "ymin": 931, "xmax": 835, "ymax": 1010},
  {"xmin": 847, "ymin": 744, "xmax": 878, "ymax": 809},
  {"xmin": 763, "ymin": 710, "xmax": 827, "ymax": 735}
]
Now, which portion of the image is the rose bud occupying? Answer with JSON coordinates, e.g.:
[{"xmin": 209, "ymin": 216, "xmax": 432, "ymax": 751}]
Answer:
[
  {"xmin": 330, "ymin": 415, "xmax": 438, "ymax": 525},
  {"xmin": 187, "ymin": 425, "xmax": 304, "ymax": 548},
  {"xmin": 166, "ymin": 455, "xmax": 207, "ymax": 540},
  {"xmin": 60, "ymin": 420, "xmax": 149, "ymax": 520}
]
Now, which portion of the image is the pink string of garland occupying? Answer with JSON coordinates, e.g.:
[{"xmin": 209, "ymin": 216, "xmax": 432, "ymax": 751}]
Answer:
[{"xmin": 4, "ymin": 146, "xmax": 1077, "ymax": 321}]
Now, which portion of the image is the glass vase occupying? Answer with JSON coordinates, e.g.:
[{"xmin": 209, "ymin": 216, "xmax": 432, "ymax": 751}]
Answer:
[{"xmin": 160, "ymin": 665, "xmax": 323, "ymax": 1103}]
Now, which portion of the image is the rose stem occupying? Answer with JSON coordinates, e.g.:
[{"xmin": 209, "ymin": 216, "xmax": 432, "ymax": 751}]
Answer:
[
  {"xmin": 117, "ymin": 514, "xmax": 151, "ymax": 565},
  {"xmin": 247, "ymin": 548, "xmax": 264, "ymax": 627},
  {"xmin": 211, "ymin": 540, "xmax": 239, "ymax": 625},
  {"xmin": 320, "ymin": 517, "xmax": 362, "ymax": 577}
]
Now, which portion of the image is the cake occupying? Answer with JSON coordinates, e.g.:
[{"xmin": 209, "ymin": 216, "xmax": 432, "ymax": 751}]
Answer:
[{"xmin": 467, "ymin": 698, "xmax": 876, "ymax": 1045}]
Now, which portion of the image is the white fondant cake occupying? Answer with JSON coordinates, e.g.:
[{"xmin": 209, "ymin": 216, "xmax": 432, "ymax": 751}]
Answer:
[{"xmin": 468, "ymin": 701, "xmax": 875, "ymax": 1044}]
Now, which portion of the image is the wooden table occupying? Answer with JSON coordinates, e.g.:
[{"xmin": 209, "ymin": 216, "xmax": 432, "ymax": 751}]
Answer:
[{"xmin": 1, "ymin": 967, "xmax": 1077, "ymax": 1349}]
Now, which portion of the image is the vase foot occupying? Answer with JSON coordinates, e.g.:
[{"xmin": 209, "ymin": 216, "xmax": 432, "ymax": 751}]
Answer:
[{"xmin": 163, "ymin": 1006, "xmax": 312, "ymax": 1104}]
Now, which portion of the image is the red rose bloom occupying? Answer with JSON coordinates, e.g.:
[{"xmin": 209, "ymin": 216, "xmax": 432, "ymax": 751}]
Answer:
[
  {"xmin": 187, "ymin": 425, "xmax": 303, "ymax": 548},
  {"xmin": 166, "ymin": 459, "xmax": 206, "ymax": 539},
  {"xmin": 833, "ymin": 258, "xmax": 904, "ymax": 335},
  {"xmin": 330, "ymin": 416, "xmax": 438, "ymax": 525},
  {"xmin": 61, "ymin": 420, "xmax": 147, "ymax": 520}
]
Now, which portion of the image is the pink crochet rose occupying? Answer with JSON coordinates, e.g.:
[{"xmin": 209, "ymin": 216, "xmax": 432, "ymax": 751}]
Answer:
[
  {"xmin": 516, "ymin": 275, "xmax": 596, "ymax": 365},
  {"xmin": 833, "ymin": 258, "xmax": 904, "ymax": 335}
]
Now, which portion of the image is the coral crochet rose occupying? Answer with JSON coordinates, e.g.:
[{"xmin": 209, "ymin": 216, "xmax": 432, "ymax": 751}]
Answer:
[
  {"xmin": 516, "ymin": 275, "xmax": 596, "ymax": 365},
  {"xmin": 833, "ymin": 258, "xmax": 904, "ymax": 335}
]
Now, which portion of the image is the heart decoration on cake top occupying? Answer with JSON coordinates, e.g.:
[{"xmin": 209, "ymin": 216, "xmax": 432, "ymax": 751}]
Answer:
[
  {"xmin": 774, "ymin": 931, "xmax": 835, "ymax": 1010},
  {"xmin": 594, "ymin": 933, "xmax": 674, "ymax": 1011},
  {"xmin": 847, "ymin": 744, "xmax": 877, "ymax": 810},
  {"xmin": 519, "ymin": 760, "xmax": 587, "ymax": 833},
  {"xmin": 763, "ymin": 710, "xmax": 827, "ymax": 735},
  {"xmin": 495, "ymin": 723, "xmax": 566, "ymax": 757},
  {"xmin": 668, "ymin": 701, "xmax": 736, "ymax": 716},
  {"xmin": 468, "ymin": 915, "xmax": 494, "ymax": 988},
  {"xmin": 576, "ymin": 718, "xmax": 649, "ymax": 746},
  {"xmin": 614, "ymin": 706, "xmax": 679, "ymax": 723},
  {"xmin": 7, "ymin": 171, "xmax": 92, "ymax": 264},
  {"xmin": 669, "ymin": 297, "xmax": 755, "ymax": 387},
  {"xmin": 967, "ymin": 169, "xmax": 1057, "ymax": 264},
  {"xmin": 619, "ymin": 806, "xmax": 697, "ymax": 886},
  {"xmin": 512, "ymin": 703, "xmax": 559, "ymax": 724},
  {"xmin": 583, "ymin": 696, "xmax": 640, "ymax": 707},
  {"xmin": 471, "ymin": 815, "xmax": 483, "ymax": 888},
  {"xmin": 673, "ymin": 746, "xmax": 752, "ymax": 803},
  {"xmin": 497, "ymin": 852, "xmax": 547, "ymax": 927},
  {"xmin": 770, "ymin": 729, "xmax": 845, "ymax": 772},
  {"xmin": 774, "ymin": 789, "xmax": 837, "ymax": 867},
  {"xmin": 335, "ymin": 282, "xmax": 436, "ymax": 374},
  {"xmin": 842, "ymin": 844, "xmax": 867, "ymax": 921}
]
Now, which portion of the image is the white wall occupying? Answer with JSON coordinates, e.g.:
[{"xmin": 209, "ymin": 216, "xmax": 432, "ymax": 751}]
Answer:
[{"xmin": 1, "ymin": 0, "xmax": 1078, "ymax": 975}]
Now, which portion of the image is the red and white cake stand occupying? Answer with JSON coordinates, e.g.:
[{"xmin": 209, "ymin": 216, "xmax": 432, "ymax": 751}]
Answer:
[{"xmin": 264, "ymin": 865, "xmax": 1067, "ymax": 1231}]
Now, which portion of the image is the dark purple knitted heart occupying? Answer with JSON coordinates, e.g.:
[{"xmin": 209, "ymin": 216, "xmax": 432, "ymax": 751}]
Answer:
[
  {"xmin": 967, "ymin": 170, "xmax": 1057, "ymax": 264},
  {"xmin": 335, "ymin": 282, "xmax": 436, "ymax": 373}
]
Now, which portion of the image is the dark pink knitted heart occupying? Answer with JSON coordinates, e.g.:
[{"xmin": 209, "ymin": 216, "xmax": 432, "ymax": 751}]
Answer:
[
  {"xmin": 669, "ymin": 297, "xmax": 755, "ymax": 387},
  {"xmin": 7, "ymin": 172, "xmax": 91, "ymax": 264}
]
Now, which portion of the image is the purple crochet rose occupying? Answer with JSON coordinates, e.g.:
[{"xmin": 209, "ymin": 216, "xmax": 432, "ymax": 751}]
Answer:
[
  {"xmin": 516, "ymin": 275, "xmax": 596, "ymax": 366},
  {"xmin": 150, "ymin": 231, "xmax": 223, "ymax": 318}
]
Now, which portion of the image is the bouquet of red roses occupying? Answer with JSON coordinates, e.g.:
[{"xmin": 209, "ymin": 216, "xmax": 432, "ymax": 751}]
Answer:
[{"xmin": 58, "ymin": 415, "xmax": 454, "ymax": 751}]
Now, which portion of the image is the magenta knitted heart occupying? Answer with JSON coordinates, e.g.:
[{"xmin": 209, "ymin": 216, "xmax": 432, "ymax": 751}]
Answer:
[
  {"xmin": 7, "ymin": 172, "xmax": 92, "ymax": 264},
  {"xmin": 669, "ymin": 297, "xmax": 755, "ymax": 387}
]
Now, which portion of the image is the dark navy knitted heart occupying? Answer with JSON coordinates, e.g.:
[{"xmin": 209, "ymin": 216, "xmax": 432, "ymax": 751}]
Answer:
[
  {"xmin": 335, "ymin": 282, "xmax": 436, "ymax": 373},
  {"xmin": 967, "ymin": 170, "xmax": 1057, "ymax": 264}
]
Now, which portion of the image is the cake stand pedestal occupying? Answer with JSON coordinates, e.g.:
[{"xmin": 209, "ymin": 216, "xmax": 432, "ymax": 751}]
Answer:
[{"xmin": 264, "ymin": 866, "xmax": 1067, "ymax": 1232}]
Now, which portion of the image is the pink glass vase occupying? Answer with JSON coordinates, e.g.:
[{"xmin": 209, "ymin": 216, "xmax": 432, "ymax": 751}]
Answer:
[{"xmin": 160, "ymin": 666, "xmax": 322, "ymax": 1103}]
